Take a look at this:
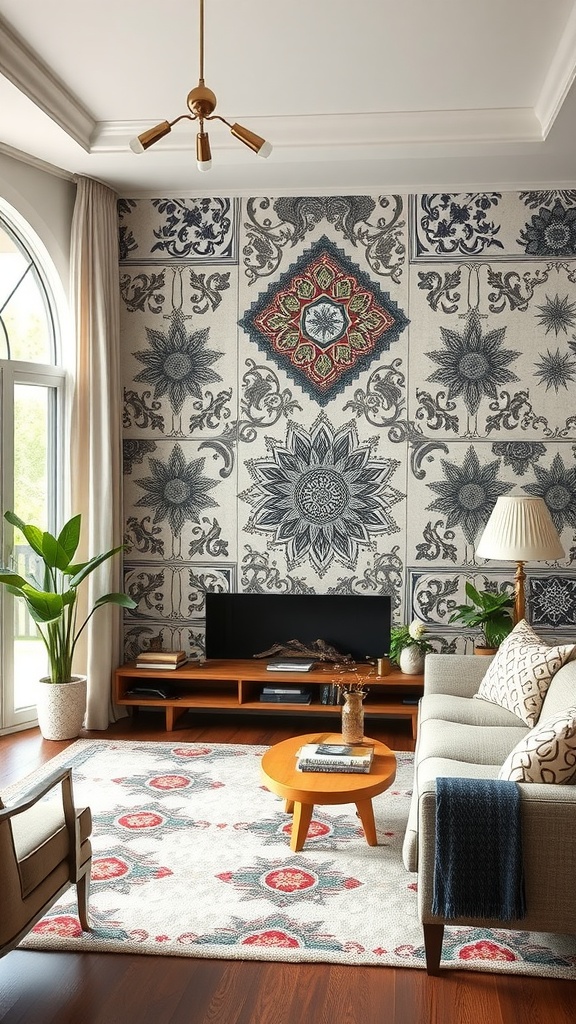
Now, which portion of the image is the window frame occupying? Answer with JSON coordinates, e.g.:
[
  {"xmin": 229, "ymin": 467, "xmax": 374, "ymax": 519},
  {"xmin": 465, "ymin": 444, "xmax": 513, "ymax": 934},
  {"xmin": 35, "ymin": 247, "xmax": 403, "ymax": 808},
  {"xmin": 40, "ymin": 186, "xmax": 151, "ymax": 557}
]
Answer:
[{"xmin": 0, "ymin": 201, "xmax": 68, "ymax": 734}]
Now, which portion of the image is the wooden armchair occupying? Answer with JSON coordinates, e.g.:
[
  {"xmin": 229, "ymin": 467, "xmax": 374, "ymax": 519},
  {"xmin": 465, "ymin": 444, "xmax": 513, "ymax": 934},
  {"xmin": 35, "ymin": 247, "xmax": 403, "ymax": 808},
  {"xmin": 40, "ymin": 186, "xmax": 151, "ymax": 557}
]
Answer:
[{"xmin": 0, "ymin": 766, "xmax": 92, "ymax": 957}]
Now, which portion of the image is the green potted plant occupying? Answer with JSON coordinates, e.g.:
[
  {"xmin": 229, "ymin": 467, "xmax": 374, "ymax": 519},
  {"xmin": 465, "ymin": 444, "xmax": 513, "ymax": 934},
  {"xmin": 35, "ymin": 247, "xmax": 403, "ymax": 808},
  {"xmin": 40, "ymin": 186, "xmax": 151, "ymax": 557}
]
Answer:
[
  {"xmin": 448, "ymin": 581, "xmax": 514, "ymax": 654},
  {"xmin": 0, "ymin": 510, "xmax": 136, "ymax": 739},
  {"xmin": 390, "ymin": 620, "xmax": 433, "ymax": 674}
]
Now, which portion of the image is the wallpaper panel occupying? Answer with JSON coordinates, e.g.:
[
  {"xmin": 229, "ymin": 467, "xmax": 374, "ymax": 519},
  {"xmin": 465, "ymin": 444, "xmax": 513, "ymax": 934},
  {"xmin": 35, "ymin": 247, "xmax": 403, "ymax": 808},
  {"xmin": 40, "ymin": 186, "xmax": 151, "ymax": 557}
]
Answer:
[{"xmin": 118, "ymin": 191, "xmax": 576, "ymax": 659}]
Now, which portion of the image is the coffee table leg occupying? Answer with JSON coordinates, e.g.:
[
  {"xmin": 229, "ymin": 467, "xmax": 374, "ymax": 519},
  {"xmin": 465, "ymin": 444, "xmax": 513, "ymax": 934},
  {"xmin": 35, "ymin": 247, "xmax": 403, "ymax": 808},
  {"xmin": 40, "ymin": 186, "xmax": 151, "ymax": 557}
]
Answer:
[
  {"xmin": 284, "ymin": 800, "xmax": 294, "ymax": 813},
  {"xmin": 355, "ymin": 798, "xmax": 378, "ymax": 846},
  {"xmin": 291, "ymin": 802, "xmax": 313, "ymax": 852}
]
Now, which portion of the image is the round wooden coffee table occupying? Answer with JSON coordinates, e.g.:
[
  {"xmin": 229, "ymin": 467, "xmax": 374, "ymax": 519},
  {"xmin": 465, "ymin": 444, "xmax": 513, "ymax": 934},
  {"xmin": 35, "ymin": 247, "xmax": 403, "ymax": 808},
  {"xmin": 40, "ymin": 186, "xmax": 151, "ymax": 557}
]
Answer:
[{"xmin": 261, "ymin": 732, "xmax": 397, "ymax": 852}]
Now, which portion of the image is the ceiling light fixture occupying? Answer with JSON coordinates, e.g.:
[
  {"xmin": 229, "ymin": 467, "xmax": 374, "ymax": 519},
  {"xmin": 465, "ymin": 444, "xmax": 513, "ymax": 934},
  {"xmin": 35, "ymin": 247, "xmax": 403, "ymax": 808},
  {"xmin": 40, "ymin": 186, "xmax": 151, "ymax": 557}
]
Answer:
[{"xmin": 130, "ymin": 0, "xmax": 272, "ymax": 172}]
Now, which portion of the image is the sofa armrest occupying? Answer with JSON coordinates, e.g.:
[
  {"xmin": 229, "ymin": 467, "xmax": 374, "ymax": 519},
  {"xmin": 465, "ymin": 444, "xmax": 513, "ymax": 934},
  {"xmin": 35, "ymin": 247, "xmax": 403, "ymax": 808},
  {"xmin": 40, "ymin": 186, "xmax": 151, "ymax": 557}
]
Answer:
[
  {"xmin": 417, "ymin": 779, "xmax": 576, "ymax": 934},
  {"xmin": 424, "ymin": 654, "xmax": 491, "ymax": 698}
]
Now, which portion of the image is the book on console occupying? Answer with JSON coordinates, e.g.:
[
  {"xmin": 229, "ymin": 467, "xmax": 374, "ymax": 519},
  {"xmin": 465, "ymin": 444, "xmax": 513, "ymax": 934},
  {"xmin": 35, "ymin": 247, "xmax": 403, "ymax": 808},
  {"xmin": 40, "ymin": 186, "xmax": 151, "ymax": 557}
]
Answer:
[
  {"xmin": 261, "ymin": 685, "xmax": 310, "ymax": 695},
  {"xmin": 259, "ymin": 692, "xmax": 312, "ymax": 704},
  {"xmin": 265, "ymin": 658, "xmax": 315, "ymax": 672},
  {"xmin": 137, "ymin": 650, "xmax": 187, "ymax": 664},
  {"xmin": 136, "ymin": 658, "xmax": 189, "ymax": 670}
]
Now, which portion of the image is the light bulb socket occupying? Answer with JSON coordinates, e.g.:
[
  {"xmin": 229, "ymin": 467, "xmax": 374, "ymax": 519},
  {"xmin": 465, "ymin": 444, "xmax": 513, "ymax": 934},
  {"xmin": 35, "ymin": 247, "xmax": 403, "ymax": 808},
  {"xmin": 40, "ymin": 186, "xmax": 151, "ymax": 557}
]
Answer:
[
  {"xmin": 196, "ymin": 130, "xmax": 212, "ymax": 172},
  {"xmin": 130, "ymin": 120, "xmax": 172, "ymax": 153},
  {"xmin": 230, "ymin": 122, "xmax": 272, "ymax": 157}
]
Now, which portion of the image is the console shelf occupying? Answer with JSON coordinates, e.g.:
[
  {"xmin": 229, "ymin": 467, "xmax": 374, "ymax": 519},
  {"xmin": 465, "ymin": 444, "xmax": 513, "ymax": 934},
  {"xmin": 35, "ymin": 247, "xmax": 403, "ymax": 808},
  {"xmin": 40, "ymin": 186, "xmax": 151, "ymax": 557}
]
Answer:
[{"xmin": 114, "ymin": 660, "xmax": 423, "ymax": 737}]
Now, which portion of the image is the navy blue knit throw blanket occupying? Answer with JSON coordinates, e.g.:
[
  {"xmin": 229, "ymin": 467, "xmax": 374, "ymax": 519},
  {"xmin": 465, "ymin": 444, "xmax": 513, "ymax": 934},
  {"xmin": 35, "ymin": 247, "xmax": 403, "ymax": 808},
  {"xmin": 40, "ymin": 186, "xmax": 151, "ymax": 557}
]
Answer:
[{"xmin": 432, "ymin": 777, "xmax": 526, "ymax": 921}]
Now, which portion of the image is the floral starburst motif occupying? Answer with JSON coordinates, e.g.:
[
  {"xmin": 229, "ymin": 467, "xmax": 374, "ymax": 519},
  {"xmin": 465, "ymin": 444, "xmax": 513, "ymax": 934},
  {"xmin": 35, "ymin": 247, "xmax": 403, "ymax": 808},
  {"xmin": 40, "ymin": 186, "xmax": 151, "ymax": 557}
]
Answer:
[
  {"xmin": 427, "ymin": 446, "xmax": 513, "ymax": 546},
  {"xmin": 133, "ymin": 310, "xmax": 223, "ymax": 414},
  {"xmin": 240, "ymin": 413, "xmax": 403, "ymax": 577},
  {"xmin": 426, "ymin": 311, "xmax": 520, "ymax": 417},
  {"xmin": 533, "ymin": 348, "xmax": 576, "ymax": 392},
  {"xmin": 239, "ymin": 236, "xmax": 408, "ymax": 406},
  {"xmin": 523, "ymin": 453, "xmax": 576, "ymax": 534},
  {"xmin": 518, "ymin": 201, "xmax": 576, "ymax": 256},
  {"xmin": 135, "ymin": 444, "xmax": 218, "ymax": 536},
  {"xmin": 534, "ymin": 294, "xmax": 576, "ymax": 336}
]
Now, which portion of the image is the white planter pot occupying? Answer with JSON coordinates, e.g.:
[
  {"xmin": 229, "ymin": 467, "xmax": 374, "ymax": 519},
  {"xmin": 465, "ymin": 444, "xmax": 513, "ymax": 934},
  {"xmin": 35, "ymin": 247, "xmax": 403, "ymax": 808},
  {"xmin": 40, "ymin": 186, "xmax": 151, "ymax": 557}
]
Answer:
[
  {"xmin": 399, "ymin": 646, "xmax": 425, "ymax": 675},
  {"xmin": 36, "ymin": 676, "xmax": 87, "ymax": 740}
]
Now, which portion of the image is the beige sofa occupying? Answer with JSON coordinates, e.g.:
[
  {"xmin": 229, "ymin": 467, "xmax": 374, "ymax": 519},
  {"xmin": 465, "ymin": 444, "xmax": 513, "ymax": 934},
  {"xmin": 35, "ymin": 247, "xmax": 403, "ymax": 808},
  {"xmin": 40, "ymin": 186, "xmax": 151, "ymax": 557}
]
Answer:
[{"xmin": 403, "ymin": 653, "xmax": 576, "ymax": 973}]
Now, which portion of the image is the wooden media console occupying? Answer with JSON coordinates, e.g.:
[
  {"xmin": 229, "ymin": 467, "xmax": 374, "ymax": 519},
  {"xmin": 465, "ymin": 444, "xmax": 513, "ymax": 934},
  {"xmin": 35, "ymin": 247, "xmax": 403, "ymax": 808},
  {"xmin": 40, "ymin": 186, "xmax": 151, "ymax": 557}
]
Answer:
[{"xmin": 113, "ymin": 660, "xmax": 423, "ymax": 737}]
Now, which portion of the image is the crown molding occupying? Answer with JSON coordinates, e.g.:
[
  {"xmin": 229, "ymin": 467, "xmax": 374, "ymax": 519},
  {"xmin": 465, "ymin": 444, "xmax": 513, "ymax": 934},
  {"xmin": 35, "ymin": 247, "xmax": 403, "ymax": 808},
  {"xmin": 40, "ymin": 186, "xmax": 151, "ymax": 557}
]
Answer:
[
  {"xmin": 93, "ymin": 106, "xmax": 541, "ymax": 157},
  {"xmin": 0, "ymin": 13, "xmax": 95, "ymax": 150},
  {"xmin": 535, "ymin": 3, "xmax": 576, "ymax": 138},
  {"xmin": 0, "ymin": 140, "xmax": 74, "ymax": 181}
]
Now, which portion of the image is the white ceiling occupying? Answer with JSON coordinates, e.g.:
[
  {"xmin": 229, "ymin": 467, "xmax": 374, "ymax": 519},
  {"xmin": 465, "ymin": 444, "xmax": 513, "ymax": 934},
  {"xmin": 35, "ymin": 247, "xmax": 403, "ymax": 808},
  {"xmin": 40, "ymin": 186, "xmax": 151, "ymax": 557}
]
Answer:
[{"xmin": 1, "ymin": 0, "xmax": 576, "ymax": 196}]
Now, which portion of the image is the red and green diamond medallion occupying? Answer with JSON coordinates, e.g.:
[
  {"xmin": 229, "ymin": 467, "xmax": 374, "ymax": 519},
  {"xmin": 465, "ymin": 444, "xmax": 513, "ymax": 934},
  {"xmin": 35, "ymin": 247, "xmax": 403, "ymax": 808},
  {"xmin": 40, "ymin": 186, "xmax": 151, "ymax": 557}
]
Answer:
[{"xmin": 239, "ymin": 236, "xmax": 408, "ymax": 404}]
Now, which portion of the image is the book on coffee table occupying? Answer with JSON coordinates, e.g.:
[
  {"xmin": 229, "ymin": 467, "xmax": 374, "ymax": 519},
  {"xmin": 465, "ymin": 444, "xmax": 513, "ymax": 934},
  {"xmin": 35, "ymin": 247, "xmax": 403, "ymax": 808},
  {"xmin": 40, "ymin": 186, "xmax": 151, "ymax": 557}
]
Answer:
[
  {"xmin": 296, "ymin": 761, "xmax": 372, "ymax": 774},
  {"xmin": 296, "ymin": 742, "xmax": 374, "ymax": 773}
]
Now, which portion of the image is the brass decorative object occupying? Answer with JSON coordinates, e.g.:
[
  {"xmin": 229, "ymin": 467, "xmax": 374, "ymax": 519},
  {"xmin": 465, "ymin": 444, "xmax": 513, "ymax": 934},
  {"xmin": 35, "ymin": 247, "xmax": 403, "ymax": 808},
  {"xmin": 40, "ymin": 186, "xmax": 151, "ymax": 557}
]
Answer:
[{"xmin": 130, "ymin": 0, "xmax": 272, "ymax": 172}]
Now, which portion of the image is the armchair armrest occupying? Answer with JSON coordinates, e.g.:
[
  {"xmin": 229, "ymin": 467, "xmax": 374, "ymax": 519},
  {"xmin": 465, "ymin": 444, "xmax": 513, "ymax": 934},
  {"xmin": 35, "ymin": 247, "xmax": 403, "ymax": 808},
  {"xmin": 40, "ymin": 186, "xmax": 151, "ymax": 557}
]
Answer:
[
  {"xmin": 424, "ymin": 654, "xmax": 491, "ymax": 698},
  {"xmin": 1, "ymin": 768, "xmax": 82, "ymax": 876}
]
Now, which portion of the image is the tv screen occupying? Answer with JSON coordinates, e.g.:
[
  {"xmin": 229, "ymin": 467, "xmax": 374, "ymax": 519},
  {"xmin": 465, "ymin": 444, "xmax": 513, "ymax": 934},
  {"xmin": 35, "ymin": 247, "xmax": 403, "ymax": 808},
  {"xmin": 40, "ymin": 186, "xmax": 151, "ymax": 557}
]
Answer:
[{"xmin": 204, "ymin": 593, "xmax": 391, "ymax": 662}]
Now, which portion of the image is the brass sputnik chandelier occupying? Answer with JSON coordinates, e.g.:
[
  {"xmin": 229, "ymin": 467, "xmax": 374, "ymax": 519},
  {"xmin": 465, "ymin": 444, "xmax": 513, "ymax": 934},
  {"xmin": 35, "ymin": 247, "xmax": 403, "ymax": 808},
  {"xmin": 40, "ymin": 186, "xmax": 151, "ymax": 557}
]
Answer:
[{"xmin": 130, "ymin": 0, "xmax": 272, "ymax": 172}]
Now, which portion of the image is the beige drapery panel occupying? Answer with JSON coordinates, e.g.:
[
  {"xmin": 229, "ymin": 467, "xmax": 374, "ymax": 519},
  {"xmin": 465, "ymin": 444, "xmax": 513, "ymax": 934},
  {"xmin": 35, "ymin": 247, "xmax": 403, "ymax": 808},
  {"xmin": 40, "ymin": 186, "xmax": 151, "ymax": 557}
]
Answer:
[{"xmin": 70, "ymin": 175, "xmax": 124, "ymax": 729}]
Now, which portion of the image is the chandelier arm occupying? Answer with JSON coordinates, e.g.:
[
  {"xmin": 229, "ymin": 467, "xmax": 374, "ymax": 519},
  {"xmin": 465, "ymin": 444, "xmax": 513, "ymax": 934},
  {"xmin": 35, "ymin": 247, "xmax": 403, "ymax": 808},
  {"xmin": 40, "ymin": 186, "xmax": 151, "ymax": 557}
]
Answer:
[{"xmin": 170, "ymin": 113, "xmax": 197, "ymax": 128}]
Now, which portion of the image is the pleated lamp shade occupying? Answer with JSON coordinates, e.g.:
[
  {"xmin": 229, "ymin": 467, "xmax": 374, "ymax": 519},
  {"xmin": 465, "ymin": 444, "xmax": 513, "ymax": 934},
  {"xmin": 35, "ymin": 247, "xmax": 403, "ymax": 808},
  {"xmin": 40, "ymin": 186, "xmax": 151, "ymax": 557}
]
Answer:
[
  {"xmin": 477, "ymin": 496, "xmax": 564, "ymax": 561},
  {"xmin": 477, "ymin": 496, "xmax": 564, "ymax": 624}
]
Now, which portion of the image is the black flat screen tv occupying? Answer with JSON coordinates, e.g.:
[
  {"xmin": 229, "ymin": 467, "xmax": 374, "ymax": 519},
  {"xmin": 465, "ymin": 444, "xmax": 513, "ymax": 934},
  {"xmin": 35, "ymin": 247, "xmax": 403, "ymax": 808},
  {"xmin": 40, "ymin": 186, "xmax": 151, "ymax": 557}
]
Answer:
[{"xmin": 204, "ymin": 593, "xmax": 391, "ymax": 662}]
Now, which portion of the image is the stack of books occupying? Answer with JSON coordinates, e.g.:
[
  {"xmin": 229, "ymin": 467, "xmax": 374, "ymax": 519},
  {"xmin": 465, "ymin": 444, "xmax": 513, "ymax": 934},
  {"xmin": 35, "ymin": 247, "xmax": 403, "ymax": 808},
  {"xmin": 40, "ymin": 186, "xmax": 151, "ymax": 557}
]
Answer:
[
  {"xmin": 136, "ymin": 650, "xmax": 188, "ymax": 670},
  {"xmin": 259, "ymin": 685, "xmax": 312, "ymax": 704},
  {"xmin": 296, "ymin": 742, "xmax": 374, "ymax": 773}
]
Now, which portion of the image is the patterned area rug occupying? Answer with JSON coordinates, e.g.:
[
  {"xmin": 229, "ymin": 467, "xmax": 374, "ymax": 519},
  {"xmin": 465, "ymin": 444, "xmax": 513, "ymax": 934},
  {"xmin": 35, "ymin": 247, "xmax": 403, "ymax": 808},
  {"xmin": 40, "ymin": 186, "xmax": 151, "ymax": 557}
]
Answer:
[{"xmin": 9, "ymin": 739, "xmax": 576, "ymax": 978}]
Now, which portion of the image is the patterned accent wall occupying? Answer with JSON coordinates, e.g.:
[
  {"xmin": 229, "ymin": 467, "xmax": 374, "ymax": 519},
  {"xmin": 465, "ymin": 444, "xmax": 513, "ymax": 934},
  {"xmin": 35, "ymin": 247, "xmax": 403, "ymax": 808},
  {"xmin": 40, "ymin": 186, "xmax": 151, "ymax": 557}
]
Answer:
[{"xmin": 119, "ymin": 191, "xmax": 576, "ymax": 659}]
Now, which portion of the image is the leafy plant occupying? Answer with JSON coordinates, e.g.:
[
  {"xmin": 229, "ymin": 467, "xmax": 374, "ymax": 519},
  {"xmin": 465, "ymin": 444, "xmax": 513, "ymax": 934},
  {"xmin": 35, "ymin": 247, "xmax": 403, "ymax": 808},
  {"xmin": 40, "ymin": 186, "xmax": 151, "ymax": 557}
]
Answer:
[
  {"xmin": 448, "ymin": 582, "xmax": 514, "ymax": 650},
  {"xmin": 389, "ymin": 620, "xmax": 433, "ymax": 666},
  {"xmin": 0, "ymin": 511, "xmax": 136, "ymax": 683}
]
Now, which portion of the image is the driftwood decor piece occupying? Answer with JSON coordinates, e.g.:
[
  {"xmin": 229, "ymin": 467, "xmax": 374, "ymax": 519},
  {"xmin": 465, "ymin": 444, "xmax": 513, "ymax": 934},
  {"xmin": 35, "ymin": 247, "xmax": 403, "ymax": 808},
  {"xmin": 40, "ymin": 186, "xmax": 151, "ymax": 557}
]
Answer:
[{"xmin": 253, "ymin": 639, "xmax": 352, "ymax": 663}]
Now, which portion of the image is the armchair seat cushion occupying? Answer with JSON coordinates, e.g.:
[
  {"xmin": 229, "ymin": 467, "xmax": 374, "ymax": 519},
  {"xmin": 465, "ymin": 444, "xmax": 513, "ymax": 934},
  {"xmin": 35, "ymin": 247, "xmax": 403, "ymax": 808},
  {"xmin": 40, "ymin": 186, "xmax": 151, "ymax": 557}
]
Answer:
[{"xmin": 11, "ymin": 803, "xmax": 92, "ymax": 897}]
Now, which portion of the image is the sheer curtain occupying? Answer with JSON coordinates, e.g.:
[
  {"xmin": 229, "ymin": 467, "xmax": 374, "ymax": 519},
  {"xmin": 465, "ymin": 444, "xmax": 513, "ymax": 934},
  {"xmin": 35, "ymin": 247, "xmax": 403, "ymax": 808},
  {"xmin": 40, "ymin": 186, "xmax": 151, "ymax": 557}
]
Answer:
[{"xmin": 70, "ymin": 175, "xmax": 124, "ymax": 729}]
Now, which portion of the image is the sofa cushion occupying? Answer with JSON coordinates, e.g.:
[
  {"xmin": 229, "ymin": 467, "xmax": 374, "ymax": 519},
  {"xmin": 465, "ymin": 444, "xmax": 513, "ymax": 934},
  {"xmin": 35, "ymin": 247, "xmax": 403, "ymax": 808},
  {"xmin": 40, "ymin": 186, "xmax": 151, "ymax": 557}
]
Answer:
[
  {"xmin": 539, "ymin": 661, "xmax": 576, "ymax": 720},
  {"xmin": 474, "ymin": 619, "xmax": 576, "ymax": 726},
  {"xmin": 419, "ymin": 693, "xmax": 529, "ymax": 729},
  {"xmin": 498, "ymin": 707, "xmax": 576, "ymax": 784},
  {"xmin": 417, "ymin": 718, "xmax": 529, "ymax": 768}
]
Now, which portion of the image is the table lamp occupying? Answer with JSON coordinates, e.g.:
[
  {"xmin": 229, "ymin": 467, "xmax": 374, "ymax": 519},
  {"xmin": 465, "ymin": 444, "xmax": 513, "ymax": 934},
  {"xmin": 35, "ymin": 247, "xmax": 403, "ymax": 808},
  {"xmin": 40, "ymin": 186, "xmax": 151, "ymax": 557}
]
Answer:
[{"xmin": 476, "ymin": 496, "xmax": 564, "ymax": 624}]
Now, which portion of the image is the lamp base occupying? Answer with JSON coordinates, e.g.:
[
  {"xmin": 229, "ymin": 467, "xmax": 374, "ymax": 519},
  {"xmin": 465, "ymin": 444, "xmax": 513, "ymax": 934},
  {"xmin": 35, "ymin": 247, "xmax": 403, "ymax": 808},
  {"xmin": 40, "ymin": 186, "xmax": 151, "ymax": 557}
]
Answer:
[{"xmin": 514, "ymin": 561, "xmax": 526, "ymax": 624}]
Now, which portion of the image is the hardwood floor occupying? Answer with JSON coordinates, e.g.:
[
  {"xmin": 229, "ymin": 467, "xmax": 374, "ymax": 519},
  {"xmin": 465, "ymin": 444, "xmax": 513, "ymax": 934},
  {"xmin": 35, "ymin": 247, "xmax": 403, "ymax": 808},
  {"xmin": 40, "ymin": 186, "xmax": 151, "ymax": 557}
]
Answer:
[{"xmin": 1, "ymin": 712, "xmax": 574, "ymax": 1024}]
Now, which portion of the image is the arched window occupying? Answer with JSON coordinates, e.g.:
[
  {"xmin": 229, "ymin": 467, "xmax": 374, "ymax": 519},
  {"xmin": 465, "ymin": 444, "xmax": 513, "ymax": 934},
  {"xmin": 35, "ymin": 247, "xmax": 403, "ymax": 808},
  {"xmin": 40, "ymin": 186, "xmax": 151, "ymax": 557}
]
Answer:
[{"xmin": 0, "ymin": 201, "xmax": 67, "ymax": 733}]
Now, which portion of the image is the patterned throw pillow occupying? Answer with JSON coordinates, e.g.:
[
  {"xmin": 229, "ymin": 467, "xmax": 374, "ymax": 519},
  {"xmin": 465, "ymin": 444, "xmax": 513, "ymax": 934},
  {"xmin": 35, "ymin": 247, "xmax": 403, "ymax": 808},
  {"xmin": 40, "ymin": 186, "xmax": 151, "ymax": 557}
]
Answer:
[
  {"xmin": 499, "ymin": 708, "xmax": 576, "ymax": 783},
  {"xmin": 474, "ymin": 620, "xmax": 576, "ymax": 727}
]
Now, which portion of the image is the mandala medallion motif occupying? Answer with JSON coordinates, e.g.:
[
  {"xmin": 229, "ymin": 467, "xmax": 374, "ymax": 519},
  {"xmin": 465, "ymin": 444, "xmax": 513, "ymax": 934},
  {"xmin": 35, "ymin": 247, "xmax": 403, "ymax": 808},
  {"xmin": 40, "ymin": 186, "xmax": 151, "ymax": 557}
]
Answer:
[
  {"xmin": 240, "ymin": 413, "xmax": 403, "ymax": 577},
  {"xmin": 239, "ymin": 236, "xmax": 409, "ymax": 404}
]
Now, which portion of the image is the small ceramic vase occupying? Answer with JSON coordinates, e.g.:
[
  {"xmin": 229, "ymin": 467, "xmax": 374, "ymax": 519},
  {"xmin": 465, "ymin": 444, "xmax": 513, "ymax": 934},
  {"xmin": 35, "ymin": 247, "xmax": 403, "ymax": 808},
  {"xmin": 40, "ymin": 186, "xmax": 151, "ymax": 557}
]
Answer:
[{"xmin": 399, "ymin": 646, "xmax": 425, "ymax": 675}]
